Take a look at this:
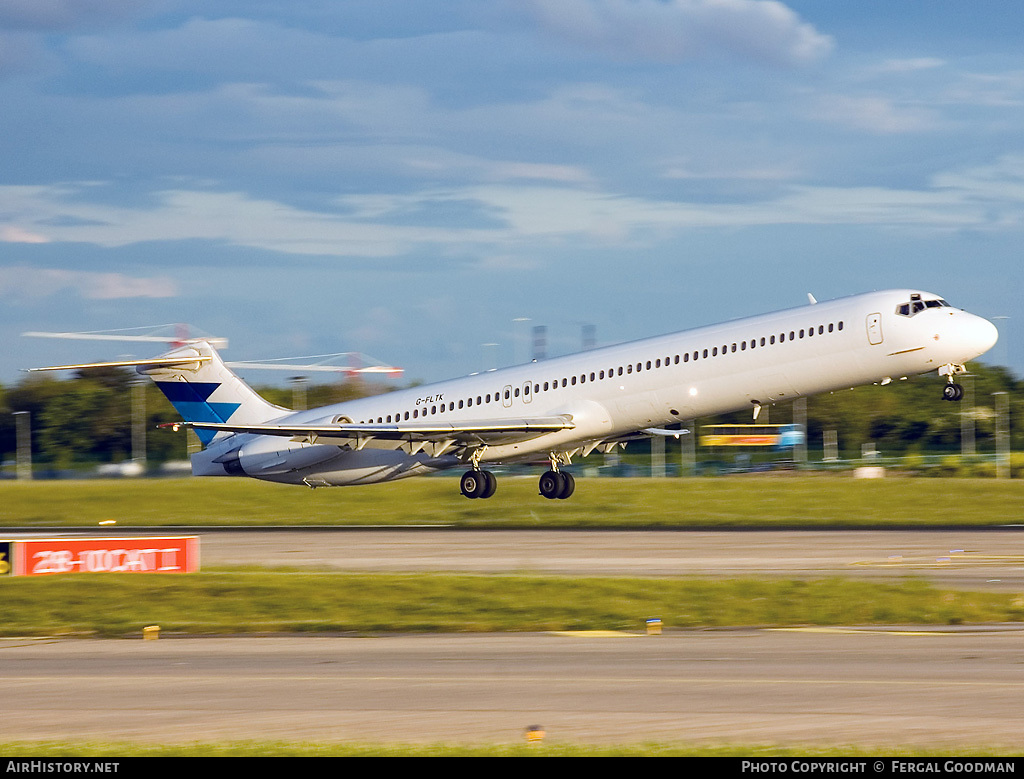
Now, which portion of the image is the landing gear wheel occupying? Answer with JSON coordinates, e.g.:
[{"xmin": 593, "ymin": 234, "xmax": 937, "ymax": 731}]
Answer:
[
  {"xmin": 556, "ymin": 471, "xmax": 575, "ymax": 500},
  {"xmin": 942, "ymin": 383, "xmax": 964, "ymax": 402},
  {"xmin": 480, "ymin": 470, "xmax": 497, "ymax": 499},
  {"xmin": 539, "ymin": 470, "xmax": 575, "ymax": 500},
  {"xmin": 539, "ymin": 470, "xmax": 563, "ymax": 500},
  {"xmin": 460, "ymin": 470, "xmax": 487, "ymax": 499},
  {"xmin": 461, "ymin": 469, "xmax": 497, "ymax": 499}
]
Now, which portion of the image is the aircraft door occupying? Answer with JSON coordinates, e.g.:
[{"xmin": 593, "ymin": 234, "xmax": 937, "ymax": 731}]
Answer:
[
  {"xmin": 866, "ymin": 313, "xmax": 883, "ymax": 345},
  {"xmin": 522, "ymin": 381, "xmax": 533, "ymax": 404},
  {"xmin": 502, "ymin": 385, "xmax": 513, "ymax": 408}
]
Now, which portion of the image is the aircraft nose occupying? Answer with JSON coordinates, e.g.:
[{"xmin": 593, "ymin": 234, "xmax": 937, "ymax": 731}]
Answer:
[{"xmin": 965, "ymin": 314, "xmax": 999, "ymax": 358}]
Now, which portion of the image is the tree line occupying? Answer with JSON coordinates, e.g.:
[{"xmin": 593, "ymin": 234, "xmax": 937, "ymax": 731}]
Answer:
[{"xmin": 0, "ymin": 362, "xmax": 1019, "ymax": 471}]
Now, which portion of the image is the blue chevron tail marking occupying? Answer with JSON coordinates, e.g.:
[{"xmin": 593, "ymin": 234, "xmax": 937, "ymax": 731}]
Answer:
[{"xmin": 155, "ymin": 382, "xmax": 241, "ymax": 444}]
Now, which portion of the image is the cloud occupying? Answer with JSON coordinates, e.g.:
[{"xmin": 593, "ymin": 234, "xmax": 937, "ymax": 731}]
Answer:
[
  {"xmin": 0, "ymin": 0, "xmax": 150, "ymax": 31},
  {"xmin": 1, "ymin": 225, "xmax": 50, "ymax": 243},
  {"xmin": 4, "ymin": 153, "xmax": 1024, "ymax": 270},
  {"xmin": 0, "ymin": 266, "xmax": 178, "ymax": 300},
  {"xmin": 809, "ymin": 94, "xmax": 941, "ymax": 134},
  {"xmin": 523, "ymin": 0, "xmax": 833, "ymax": 65}
]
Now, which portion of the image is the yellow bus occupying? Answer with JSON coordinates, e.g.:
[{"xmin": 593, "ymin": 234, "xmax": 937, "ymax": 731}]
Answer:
[{"xmin": 699, "ymin": 424, "xmax": 804, "ymax": 450}]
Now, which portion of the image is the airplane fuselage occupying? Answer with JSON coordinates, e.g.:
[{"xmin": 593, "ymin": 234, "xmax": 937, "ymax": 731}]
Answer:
[{"xmin": 191, "ymin": 289, "xmax": 997, "ymax": 491}]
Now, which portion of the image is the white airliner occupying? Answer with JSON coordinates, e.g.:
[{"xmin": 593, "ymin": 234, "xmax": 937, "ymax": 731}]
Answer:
[{"xmin": 31, "ymin": 289, "xmax": 997, "ymax": 499}]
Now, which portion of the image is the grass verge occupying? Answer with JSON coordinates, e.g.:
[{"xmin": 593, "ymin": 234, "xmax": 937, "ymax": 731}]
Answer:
[
  {"xmin": 2, "ymin": 476, "xmax": 1024, "ymax": 528},
  {"xmin": 2, "ymin": 571, "xmax": 1022, "ymax": 637}
]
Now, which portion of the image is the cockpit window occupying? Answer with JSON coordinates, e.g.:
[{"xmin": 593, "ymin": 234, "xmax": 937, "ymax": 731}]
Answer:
[{"xmin": 895, "ymin": 295, "xmax": 952, "ymax": 317}]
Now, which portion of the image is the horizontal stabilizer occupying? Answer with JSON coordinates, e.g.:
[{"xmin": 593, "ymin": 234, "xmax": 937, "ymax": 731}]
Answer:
[{"xmin": 26, "ymin": 355, "xmax": 211, "ymax": 373}]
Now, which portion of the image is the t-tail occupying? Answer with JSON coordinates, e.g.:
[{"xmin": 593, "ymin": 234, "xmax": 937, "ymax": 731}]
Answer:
[
  {"xmin": 27, "ymin": 340, "xmax": 286, "ymax": 447},
  {"xmin": 139, "ymin": 341, "xmax": 286, "ymax": 445}
]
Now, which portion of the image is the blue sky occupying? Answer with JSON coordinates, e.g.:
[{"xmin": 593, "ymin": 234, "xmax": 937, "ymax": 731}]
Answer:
[{"xmin": 1, "ymin": 0, "xmax": 1022, "ymax": 385}]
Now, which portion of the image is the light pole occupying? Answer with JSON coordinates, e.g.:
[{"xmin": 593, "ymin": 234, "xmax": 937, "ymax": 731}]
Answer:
[
  {"xmin": 132, "ymin": 377, "xmax": 147, "ymax": 469},
  {"xmin": 994, "ymin": 392, "xmax": 1009, "ymax": 479},
  {"xmin": 14, "ymin": 411, "xmax": 31, "ymax": 481},
  {"xmin": 481, "ymin": 343, "xmax": 499, "ymax": 372},
  {"xmin": 290, "ymin": 376, "xmax": 308, "ymax": 411},
  {"xmin": 991, "ymin": 316, "xmax": 1010, "ymax": 368},
  {"xmin": 513, "ymin": 318, "xmax": 531, "ymax": 365},
  {"xmin": 793, "ymin": 397, "xmax": 807, "ymax": 466},
  {"xmin": 961, "ymin": 374, "xmax": 975, "ymax": 459}
]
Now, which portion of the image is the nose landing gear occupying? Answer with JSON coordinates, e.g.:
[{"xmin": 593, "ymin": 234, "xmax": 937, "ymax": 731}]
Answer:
[
  {"xmin": 942, "ymin": 382, "xmax": 964, "ymax": 402},
  {"xmin": 939, "ymin": 363, "xmax": 967, "ymax": 402}
]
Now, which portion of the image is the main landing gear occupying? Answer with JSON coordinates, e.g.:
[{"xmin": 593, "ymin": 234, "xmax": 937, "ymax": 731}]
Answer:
[
  {"xmin": 459, "ymin": 449, "xmax": 576, "ymax": 500},
  {"xmin": 539, "ymin": 469, "xmax": 575, "ymax": 500},
  {"xmin": 459, "ymin": 468, "xmax": 576, "ymax": 499},
  {"xmin": 460, "ymin": 469, "xmax": 497, "ymax": 499}
]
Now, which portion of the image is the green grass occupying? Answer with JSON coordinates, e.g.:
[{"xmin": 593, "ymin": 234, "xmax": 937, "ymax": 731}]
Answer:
[
  {"xmin": 2, "ymin": 571, "xmax": 1022, "ymax": 637},
  {"xmin": 2, "ymin": 475, "xmax": 1024, "ymax": 527}
]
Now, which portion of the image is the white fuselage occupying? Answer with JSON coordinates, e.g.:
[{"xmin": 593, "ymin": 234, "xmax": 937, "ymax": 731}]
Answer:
[{"xmin": 192, "ymin": 289, "xmax": 997, "ymax": 486}]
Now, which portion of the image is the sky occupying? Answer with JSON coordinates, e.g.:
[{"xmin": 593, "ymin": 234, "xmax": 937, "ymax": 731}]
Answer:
[{"xmin": 1, "ymin": 0, "xmax": 1022, "ymax": 387}]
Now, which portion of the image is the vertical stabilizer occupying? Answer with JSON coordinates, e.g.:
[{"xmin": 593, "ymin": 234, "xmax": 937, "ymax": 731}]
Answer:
[{"xmin": 141, "ymin": 341, "xmax": 286, "ymax": 445}]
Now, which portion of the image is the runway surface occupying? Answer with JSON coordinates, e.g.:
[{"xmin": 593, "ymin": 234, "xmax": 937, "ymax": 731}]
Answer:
[
  {"xmin": 195, "ymin": 528, "xmax": 1024, "ymax": 590},
  {"xmin": 6, "ymin": 528, "xmax": 1024, "ymax": 748},
  {"xmin": 3, "ymin": 629, "xmax": 1024, "ymax": 747}
]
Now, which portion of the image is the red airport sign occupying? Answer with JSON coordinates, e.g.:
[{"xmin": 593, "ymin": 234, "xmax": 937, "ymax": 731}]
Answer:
[{"xmin": 2, "ymin": 537, "xmax": 199, "ymax": 576}]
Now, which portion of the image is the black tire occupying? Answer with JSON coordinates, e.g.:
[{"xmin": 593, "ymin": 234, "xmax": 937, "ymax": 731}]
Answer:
[
  {"xmin": 480, "ymin": 470, "xmax": 497, "ymax": 499},
  {"xmin": 539, "ymin": 470, "xmax": 563, "ymax": 500},
  {"xmin": 943, "ymin": 383, "xmax": 963, "ymax": 402},
  {"xmin": 556, "ymin": 471, "xmax": 575, "ymax": 500},
  {"xmin": 460, "ymin": 470, "xmax": 486, "ymax": 499}
]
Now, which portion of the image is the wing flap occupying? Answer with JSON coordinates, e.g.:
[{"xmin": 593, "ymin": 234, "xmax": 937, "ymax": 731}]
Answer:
[{"xmin": 178, "ymin": 415, "xmax": 575, "ymax": 448}]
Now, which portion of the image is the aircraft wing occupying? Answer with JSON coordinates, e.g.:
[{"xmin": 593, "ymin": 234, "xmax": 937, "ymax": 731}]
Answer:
[{"xmin": 174, "ymin": 415, "xmax": 576, "ymax": 454}]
